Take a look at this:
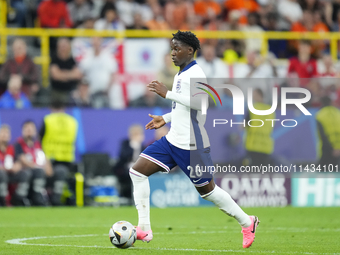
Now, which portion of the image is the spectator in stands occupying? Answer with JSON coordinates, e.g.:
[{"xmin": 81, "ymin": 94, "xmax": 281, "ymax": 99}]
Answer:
[
  {"xmin": 0, "ymin": 75, "xmax": 31, "ymax": 109},
  {"xmin": 332, "ymin": 9, "xmax": 340, "ymax": 31},
  {"xmin": 223, "ymin": 0, "xmax": 259, "ymax": 25},
  {"xmin": 80, "ymin": 37, "xmax": 118, "ymax": 108},
  {"xmin": 194, "ymin": 0, "xmax": 222, "ymax": 23},
  {"xmin": 278, "ymin": 0, "xmax": 303, "ymax": 30},
  {"xmin": 145, "ymin": 3, "xmax": 170, "ymax": 30},
  {"xmin": 113, "ymin": 124, "xmax": 145, "ymax": 204},
  {"xmin": 14, "ymin": 120, "xmax": 53, "ymax": 206},
  {"xmin": 165, "ymin": 0, "xmax": 194, "ymax": 30},
  {"xmin": 157, "ymin": 54, "xmax": 177, "ymax": 91},
  {"xmin": 288, "ymin": 40, "xmax": 318, "ymax": 86},
  {"xmin": 129, "ymin": 88, "xmax": 171, "ymax": 108},
  {"xmin": 50, "ymin": 38, "xmax": 82, "ymax": 105},
  {"xmin": 38, "ymin": 0, "xmax": 73, "ymax": 28},
  {"xmin": 72, "ymin": 79, "xmax": 92, "ymax": 107},
  {"xmin": 0, "ymin": 38, "xmax": 39, "ymax": 98},
  {"xmin": 77, "ymin": 16, "xmax": 95, "ymax": 29},
  {"xmin": 67, "ymin": 0, "xmax": 92, "ymax": 28},
  {"xmin": 10, "ymin": 0, "xmax": 27, "ymax": 27},
  {"xmin": 115, "ymin": 0, "xmax": 138, "ymax": 27},
  {"xmin": 320, "ymin": 54, "xmax": 336, "ymax": 77},
  {"xmin": 94, "ymin": 5, "xmax": 125, "ymax": 31},
  {"xmin": 0, "ymin": 124, "xmax": 30, "ymax": 206},
  {"xmin": 0, "ymin": 125, "xmax": 20, "ymax": 206},
  {"xmin": 291, "ymin": 10, "xmax": 314, "ymax": 32},
  {"xmin": 263, "ymin": 12, "xmax": 288, "ymax": 58},
  {"xmin": 126, "ymin": 13, "xmax": 149, "ymax": 30},
  {"xmin": 196, "ymin": 44, "xmax": 227, "ymax": 79},
  {"xmin": 232, "ymin": 51, "xmax": 277, "ymax": 79},
  {"xmin": 40, "ymin": 99, "xmax": 78, "ymax": 205},
  {"xmin": 242, "ymin": 12, "xmax": 264, "ymax": 53},
  {"xmin": 300, "ymin": 0, "xmax": 322, "ymax": 13}
]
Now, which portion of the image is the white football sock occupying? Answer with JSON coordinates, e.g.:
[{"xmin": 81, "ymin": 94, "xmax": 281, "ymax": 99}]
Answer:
[
  {"xmin": 202, "ymin": 185, "xmax": 251, "ymax": 228},
  {"xmin": 129, "ymin": 168, "xmax": 151, "ymax": 231}
]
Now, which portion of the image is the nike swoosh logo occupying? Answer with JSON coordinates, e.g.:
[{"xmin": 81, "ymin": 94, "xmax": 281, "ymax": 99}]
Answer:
[
  {"xmin": 251, "ymin": 217, "xmax": 257, "ymax": 233},
  {"xmin": 193, "ymin": 179, "xmax": 202, "ymax": 183}
]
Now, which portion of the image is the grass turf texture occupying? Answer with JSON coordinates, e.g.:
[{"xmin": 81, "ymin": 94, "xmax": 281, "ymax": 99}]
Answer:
[{"xmin": 0, "ymin": 207, "xmax": 339, "ymax": 255}]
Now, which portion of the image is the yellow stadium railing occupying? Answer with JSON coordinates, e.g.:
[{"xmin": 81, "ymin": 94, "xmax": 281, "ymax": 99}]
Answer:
[
  {"xmin": 0, "ymin": 0, "xmax": 340, "ymax": 88},
  {"xmin": 0, "ymin": 28, "xmax": 339, "ymax": 87}
]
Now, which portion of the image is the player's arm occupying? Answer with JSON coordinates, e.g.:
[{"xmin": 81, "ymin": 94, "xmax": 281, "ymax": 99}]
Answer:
[
  {"xmin": 145, "ymin": 114, "xmax": 167, "ymax": 130},
  {"xmin": 147, "ymin": 80, "xmax": 202, "ymax": 110}
]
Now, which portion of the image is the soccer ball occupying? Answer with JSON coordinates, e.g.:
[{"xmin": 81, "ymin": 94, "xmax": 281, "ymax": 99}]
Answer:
[{"xmin": 109, "ymin": 221, "xmax": 137, "ymax": 249}]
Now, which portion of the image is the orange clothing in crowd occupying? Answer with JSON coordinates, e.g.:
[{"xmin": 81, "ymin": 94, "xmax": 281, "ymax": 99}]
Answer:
[
  {"xmin": 291, "ymin": 21, "xmax": 329, "ymax": 51},
  {"xmin": 165, "ymin": 1, "xmax": 194, "ymax": 30},
  {"xmin": 146, "ymin": 19, "xmax": 170, "ymax": 30},
  {"xmin": 224, "ymin": 0, "xmax": 259, "ymax": 24},
  {"xmin": 194, "ymin": 0, "xmax": 222, "ymax": 19},
  {"xmin": 38, "ymin": 0, "xmax": 73, "ymax": 28}
]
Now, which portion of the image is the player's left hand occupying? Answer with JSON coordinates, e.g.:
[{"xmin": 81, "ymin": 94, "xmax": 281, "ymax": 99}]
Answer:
[{"xmin": 147, "ymin": 80, "xmax": 168, "ymax": 98}]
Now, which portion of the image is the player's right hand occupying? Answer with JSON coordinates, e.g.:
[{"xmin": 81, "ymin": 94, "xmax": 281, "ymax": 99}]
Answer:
[{"xmin": 145, "ymin": 114, "xmax": 166, "ymax": 130}]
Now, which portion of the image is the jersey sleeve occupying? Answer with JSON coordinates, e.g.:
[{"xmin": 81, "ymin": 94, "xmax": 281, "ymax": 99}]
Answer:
[{"xmin": 162, "ymin": 112, "xmax": 171, "ymax": 123}]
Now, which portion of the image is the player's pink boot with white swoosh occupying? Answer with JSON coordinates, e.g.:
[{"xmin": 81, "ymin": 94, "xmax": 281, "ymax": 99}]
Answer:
[
  {"xmin": 241, "ymin": 216, "xmax": 260, "ymax": 248},
  {"xmin": 135, "ymin": 226, "xmax": 153, "ymax": 243}
]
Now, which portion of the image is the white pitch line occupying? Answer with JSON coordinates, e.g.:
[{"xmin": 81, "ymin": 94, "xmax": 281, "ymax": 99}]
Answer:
[
  {"xmin": 5, "ymin": 234, "xmax": 340, "ymax": 255},
  {"xmin": 1, "ymin": 224, "xmax": 340, "ymax": 233}
]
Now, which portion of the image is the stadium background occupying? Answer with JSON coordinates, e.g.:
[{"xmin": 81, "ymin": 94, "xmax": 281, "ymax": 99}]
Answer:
[{"xmin": 0, "ymin": 0, "xmax": 339, "ymax": 209}]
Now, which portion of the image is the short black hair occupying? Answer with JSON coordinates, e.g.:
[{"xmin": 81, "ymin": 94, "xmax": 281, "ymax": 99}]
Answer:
[
  {"xmin": 50, "ymin": 98, "xmax": 65, "ymax": 109},
  {"xmin": 172, "ymin": 30, "xmax": 201, "ymax": 53},
  {"xmin": 22, "ymin": 120, "xmax": 36, "ymax": 128}
]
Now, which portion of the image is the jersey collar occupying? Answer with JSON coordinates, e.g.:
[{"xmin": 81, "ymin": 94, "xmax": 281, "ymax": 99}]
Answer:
[{"xmin": 178, "ymin": 60, "xmax": 197, "ymax": 75}]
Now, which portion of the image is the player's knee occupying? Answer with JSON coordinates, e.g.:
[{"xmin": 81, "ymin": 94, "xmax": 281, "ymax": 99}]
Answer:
[{"xmin": 129, "ymin": 168, "xmax": 148, "ymax": 182}]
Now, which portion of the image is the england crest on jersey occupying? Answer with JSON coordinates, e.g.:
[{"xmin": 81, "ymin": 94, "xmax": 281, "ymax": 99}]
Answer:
[{"xmin": 176, "ymin": 79, "xmax": 181, "ymax": 92}]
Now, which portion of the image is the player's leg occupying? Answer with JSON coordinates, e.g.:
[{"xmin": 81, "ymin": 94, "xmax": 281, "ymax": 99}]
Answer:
[
  {"xmin": 0, "ymin": 170, "xmax": 8, "ymax": 206},
  {"xmin": 129, "ymin": 157, "xmax": 162, "ymax": 242},
  {"xmin": 197, "ymin": 179, "xmax": 259, "ymax": 248},
  {"xmin": 183, "ymin": 148, "xmax": 259, "ymax": 248},
  {"xmin": 129, "ymin": 136, "xmax": 176, "ymax": 242}
]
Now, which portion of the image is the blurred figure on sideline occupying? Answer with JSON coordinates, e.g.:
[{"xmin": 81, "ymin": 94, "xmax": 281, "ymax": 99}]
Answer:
[
  {"xmin": 0, "ymin": 125, "xmax": 33, "ymax": 206},
  {"xmin": 113, "ymin": 124, "xmax": 145, "ymax": 204},
  {"xmin": 40, "ymin": 100, "xmax": 78, "ymax": 205},
  {"xmin": 0, "ymin": 39, "xmax": 39, "ymax": 98},
  {"xmin": 316, "ymin": 96, "xmax": 340, "ymax": 167},
  {"xmin": 0, "ymin": 125, "xmax": 22, "ymax": 206},
  {"xmin": 14, "ymin": 121, "xmax": 53, "ymax": 206},
  {"xmin": 0, "ymin": 75, "xmax": 31, "ymax": 109},
  {"xmin": 244, "ymin": 88, "xmax": 275, "ymax": 167}
]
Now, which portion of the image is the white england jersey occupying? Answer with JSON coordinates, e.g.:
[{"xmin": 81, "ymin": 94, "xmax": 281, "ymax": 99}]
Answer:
[{"xmin": 162, "ymin": 61, "xmax": 210, "ymax": 150}]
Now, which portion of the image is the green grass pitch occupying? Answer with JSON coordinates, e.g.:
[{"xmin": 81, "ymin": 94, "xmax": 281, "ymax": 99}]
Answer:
[{"xmin": 0, "ymin": 206, "xmax": 339, "ymax": 255}]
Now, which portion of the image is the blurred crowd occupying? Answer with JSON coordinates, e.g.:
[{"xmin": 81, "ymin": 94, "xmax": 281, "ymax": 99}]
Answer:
[{"xmin": 1, "ymin": 0, "xmax": 340, "ymax": 109}]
